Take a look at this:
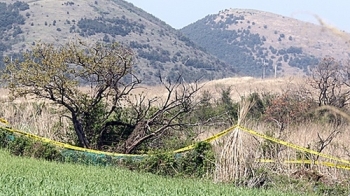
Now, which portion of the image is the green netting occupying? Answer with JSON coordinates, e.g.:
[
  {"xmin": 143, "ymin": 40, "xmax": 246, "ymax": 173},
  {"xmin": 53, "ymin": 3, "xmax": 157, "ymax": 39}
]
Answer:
[
  {"xmin": 60, "ymin": 149, "xmax": 144, "ymax": 166},
  {"xmin": 0, "ymin": 126, "xmax": 145, "ymax": 165},
  {"xmin": 0, "ymin": 128, "xmax": 15, "ymax": 146}
]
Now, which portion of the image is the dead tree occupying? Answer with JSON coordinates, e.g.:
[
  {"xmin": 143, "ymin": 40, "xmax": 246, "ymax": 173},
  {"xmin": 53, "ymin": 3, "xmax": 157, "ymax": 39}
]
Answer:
[
  {"xmin": 122, "ymin": 75, "xmax": 202, "ymax": 154},
  {"xmin": 309, "ymin": 57, "xmax": 350, "ymax": 108}
]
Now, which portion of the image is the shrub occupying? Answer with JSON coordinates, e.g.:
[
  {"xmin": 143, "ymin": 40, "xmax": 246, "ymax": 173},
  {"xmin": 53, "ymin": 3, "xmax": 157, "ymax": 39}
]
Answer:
[
  {"xmin": 260, "ymin": 130, "xmax": 283, "ymax": 159},
  {"xmin": 139, "ymin": 152, "xmax": 177, "ymax": 176},
  {"xmin": 219, "ymin": 87, "xmax": 239, "ymax": 124},
  {"xmin": 178, "ymin": 142, "xmax": 215, "ymax": 178},
  {"xmin": 139, "ymin": 142, "xmax": 215, "ymax": 178},
  {"xmin": 263, "ymin": 91, "xmax": 316, "ymax": 131},
  {"xmin": 0, "ymin": 128, "xmax": 62, "ymax": 161},
  {"xmin": 246, "ymin": 92, "xmax": 272, "ymax": 120}
]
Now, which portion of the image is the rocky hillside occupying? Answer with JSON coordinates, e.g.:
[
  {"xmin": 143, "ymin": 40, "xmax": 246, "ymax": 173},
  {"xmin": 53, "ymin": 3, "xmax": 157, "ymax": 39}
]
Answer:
[
  {"xmin": 181, "ymin": 8, "xmax": 350, "ymax": 78},
  {"xmin": 0, "ymin": 0, "xmax": 236, "ymax": 85}
]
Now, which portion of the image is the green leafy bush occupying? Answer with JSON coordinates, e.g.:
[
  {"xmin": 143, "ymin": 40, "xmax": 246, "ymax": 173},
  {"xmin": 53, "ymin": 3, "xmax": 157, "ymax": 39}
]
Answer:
[
  {"xmin": 139, "ymin": 141, "xmax": 215, "ymax": 178},
  {"xmin": 0, "ymin": 128, "xmax": 62, "ymax": 161},
  {"xmin": 139, "ymin": 152, "xmax": 178, "ymax": 176},
  {"xmin": 178, "ymin": 141, "xmax": 215, "ymax": 178}
]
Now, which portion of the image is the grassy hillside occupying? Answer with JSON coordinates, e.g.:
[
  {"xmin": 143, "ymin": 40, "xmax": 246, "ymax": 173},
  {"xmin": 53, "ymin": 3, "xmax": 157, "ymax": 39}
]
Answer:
[
  {"xmin": 181, "ymin": 9, "xmax": 350, "ymax": 78},
  {"xmin": 0, "ymin": 0, "xmax": 235, "ymax": 85},
  {"xmin": 0, "ymin": 149, "xmax": 300, "ymax": 196}
]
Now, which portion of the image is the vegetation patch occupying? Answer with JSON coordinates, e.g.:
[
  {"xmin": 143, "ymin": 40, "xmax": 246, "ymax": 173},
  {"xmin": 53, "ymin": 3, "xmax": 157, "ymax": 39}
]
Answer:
[
  {"xmin": 0, "ymin": 127, "xmax": 61, "ymax": 161},
  {"xmin": 77, "ymin": 16, "xmax": 145, "ymax": 37},
  {"xmin": 0, "ymin": 148, "xmax": 301, "ymax": 195}
]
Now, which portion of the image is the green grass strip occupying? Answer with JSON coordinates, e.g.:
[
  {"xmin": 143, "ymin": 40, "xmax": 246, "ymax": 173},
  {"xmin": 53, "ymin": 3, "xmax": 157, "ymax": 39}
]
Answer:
[{"xmin": 0, "ymin": 149, "xmax": 302, "ymax": 196}]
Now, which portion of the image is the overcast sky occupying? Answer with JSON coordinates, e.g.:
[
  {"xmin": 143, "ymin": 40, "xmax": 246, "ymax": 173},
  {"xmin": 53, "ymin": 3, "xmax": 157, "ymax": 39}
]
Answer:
[{"xmin": 125, "ymin": 0, "xmax": 350, "ymax": 32}]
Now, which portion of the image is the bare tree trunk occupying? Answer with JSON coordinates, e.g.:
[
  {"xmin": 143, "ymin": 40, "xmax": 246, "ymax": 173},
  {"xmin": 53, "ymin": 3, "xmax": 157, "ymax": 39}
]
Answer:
[
  {"xmin": 72, "ymin": 114, "xmax": 90, "ymax": 148},
  {"xmin": 123, "ymin": 121, "xmax": 148, "ymax": 154}
]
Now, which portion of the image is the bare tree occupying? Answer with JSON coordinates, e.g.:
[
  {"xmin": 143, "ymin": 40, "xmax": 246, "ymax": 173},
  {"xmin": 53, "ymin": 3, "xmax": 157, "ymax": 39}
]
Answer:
[
  {"xmin": 121, "ymin": 75, "xmax": 202, "ymax": 153},
  {"xmin": 309, "ymin": 56, "xmax": 350, "ymax": 108}
]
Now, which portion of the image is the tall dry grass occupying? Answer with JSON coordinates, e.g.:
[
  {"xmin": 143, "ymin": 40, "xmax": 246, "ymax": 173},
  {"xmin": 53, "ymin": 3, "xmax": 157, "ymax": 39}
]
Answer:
[
  {"xmin": 0, "ymin": 76, "xmax": 302, "ymax": 138},
  {"xmin": 214, "ymin": 98, "xmax": 259, "ymax": 184},
  {"xmin": 0, "ymin": 95, "xmax": 73, "ymax": 143},
  {"xmin": 212, "ymin": 109, "xmax": 350, "ymax": 185},
  {"xmin": 213, "ymin": 109, "xmax": 350, "ymax": 186}
]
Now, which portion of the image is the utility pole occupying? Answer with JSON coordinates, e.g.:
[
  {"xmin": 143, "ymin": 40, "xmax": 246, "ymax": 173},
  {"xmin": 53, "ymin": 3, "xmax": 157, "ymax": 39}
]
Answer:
[
  {"xmin": 263, "ymin": 64, "xmax": 266, "ymax": 79},
  {"xmin": 261, "ymin": 60, "xmax": 268, "ymax": 79}
]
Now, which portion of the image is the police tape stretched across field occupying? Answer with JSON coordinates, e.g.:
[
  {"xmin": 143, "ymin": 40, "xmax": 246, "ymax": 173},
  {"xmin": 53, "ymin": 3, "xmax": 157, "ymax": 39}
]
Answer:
[{"xmin": 1, "ymin": 117, "xmax": 350, "ymax": 170}]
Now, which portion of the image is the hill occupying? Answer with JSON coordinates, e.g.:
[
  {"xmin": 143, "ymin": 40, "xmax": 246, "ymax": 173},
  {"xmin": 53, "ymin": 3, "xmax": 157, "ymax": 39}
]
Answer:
[
  {"xmin": 181, "ymin": 8, "xmax": 350, "ymax": 78},
  {"xmin": 0, "ymin": 0, "xmax": 236, "ymax": 85}
]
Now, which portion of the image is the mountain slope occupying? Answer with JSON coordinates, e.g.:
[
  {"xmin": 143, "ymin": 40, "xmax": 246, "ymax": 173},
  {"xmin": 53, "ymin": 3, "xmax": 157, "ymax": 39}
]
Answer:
[
  {"xmin": 181, "ymin": 8, "xmax": 350, "ymax": 77},
  {"xmin": 0, "ymin": 0, "xmax": 236, "ymax": 84}
]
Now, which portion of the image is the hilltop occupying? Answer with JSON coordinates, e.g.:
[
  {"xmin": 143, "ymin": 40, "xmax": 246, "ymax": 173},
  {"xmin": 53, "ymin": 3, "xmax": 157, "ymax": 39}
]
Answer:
[
  {"xmin": 181, "ymin": 8, "xmax": 350, "ymax": 77},
  {"xmin": 0, "ymin": 0, "xmax": 236, "ymax": 85}
]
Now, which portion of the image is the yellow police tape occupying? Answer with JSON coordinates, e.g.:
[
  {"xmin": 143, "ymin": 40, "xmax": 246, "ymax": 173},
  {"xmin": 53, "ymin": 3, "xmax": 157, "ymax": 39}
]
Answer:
[
  {"xmin": 0, "ymin": 120, "xmax": 144, "ymax": 157},
  {"xmin": 0, "ymin": 118, "xmax": 9, "ymax": 125},
  {"xmin": 259, "ymin": 159, "xmax": 350, "ymax": 170},
  {"xmin": 236, "ymin": 125, "xmax": 350, "ymax": 166},
  {"xmin": 173, "ymin": 125, "xmax": 238, "ymax": 153},
  {"xmin": 175, "ymin": 124, "xmax": 350, "ymax": 169},
  {"xmin": 1, "ymin": 116, "xmax": 350, "ymax": 169},
  {"xmin": 0, "ymin": 117, "xmax": 235, "ymax": 156}
]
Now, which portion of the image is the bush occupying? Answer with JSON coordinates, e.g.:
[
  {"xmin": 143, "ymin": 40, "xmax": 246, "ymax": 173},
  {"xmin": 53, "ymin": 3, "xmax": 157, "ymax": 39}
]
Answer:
[
  {"xmin": 219, "ymin": 87, "xmax": 239, "ymax": 124},
  {"xmin": 178, "ymin": 142, "xmax": 215, "ymax": 178},
  {"xmin": 263, "ymin": 91, "xmax": 316, "ymax": 131},
  {"xmin": 139, "ymin": 142, "xmax": 215, "ymax": 178},
  {"xmin": 0, "ymin": 128, "xmax": 62, "ymax": 161},
  {"xmin": 246, "ymin": 92, "xmax": 272, "ymax": 120},
  {"xmin": 60, "ymin": 150, "xmax": 121, "ymax": 166},
  {"xmin": 260, "ymin": 130, "xmax": 283, "ymax": 159},
  {"xmin": 139, "ymin": 152, "xmax": 177, "ymax": 176}
]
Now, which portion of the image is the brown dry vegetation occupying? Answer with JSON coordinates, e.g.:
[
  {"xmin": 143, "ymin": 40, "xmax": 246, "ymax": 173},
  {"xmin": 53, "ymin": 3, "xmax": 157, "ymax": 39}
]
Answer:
[
  {"xmin": 130, "ymin": 76, "xmax": 306, "ymax": 101},
  {"xmin": 215, "ymin": 121, "xmax": 350, "ymax": 182},
  {"xmin": 0, "ymin": 76, "xmax": 301, "ymax": 137}
]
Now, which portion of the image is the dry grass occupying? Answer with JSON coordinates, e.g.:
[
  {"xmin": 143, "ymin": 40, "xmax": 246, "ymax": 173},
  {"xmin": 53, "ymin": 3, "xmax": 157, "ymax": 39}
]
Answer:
[
  {"xmin": 214, "ymin": 98, "xmax": 259, "ymax": 183},
  {"xmin": 128, "ymin": 76, "xmax": 305, "ymax": 102},
  {"xmin": 0, "ymin": 88, "xmax": 8, "ymax": 100},
  {"xmin": 0, "ymin": 97, "xmax": 72, "ymax": 142},
  {"xmin": 213, "ymin": 115, "xmax": 350, "ymax": 185}
]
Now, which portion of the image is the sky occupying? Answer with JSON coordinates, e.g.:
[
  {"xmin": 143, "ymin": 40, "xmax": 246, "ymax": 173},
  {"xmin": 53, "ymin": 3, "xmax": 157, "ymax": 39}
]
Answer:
[{"xmin": 125, "ymin": 0, "xmax": 350, "ymax": 32}]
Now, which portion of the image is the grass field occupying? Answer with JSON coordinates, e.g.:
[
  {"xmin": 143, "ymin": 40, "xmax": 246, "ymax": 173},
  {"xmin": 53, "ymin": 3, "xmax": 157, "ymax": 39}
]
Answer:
[{"xmin": 0, "ymin": 149, "xmax": 304, "ymax": 196}]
